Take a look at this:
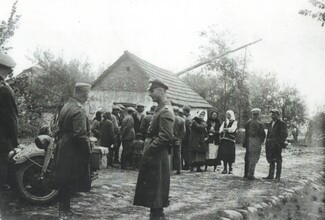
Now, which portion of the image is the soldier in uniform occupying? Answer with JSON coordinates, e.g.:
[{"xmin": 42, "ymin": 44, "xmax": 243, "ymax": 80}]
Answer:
[
  {"xmin": 0, "ymin": 53, "xmax": 18, "ymax": 190},
  {"xmin": 134, "ymin": 79, "xmax": 175, "ymax": 220},
  {"xmin": 243, "ymin": 108, "xmax": 266, "ymax": 180},
  {"xmin": 121, "ymin": 107, "xmax": 136, "ymax": 169},
  {"xmin": 263, "ymin": 109, "xmax": 288, "ymax": 181},
  {"xmin": 172, "ymin": 106, "xmax": 185, "ymax": 175},
  {"xmin": 52, "ymin": 82, "xmax": 92, "ymax": 219}
]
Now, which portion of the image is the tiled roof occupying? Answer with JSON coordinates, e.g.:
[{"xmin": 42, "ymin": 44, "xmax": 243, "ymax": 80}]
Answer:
[{"xmin": 93, "ymin": 51, "xmax": 212, "ymax": 108}]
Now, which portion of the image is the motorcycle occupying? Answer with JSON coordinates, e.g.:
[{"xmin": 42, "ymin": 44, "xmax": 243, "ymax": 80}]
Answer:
[
  {"xmin": 7, "ymin": 135, "xmax": 100, "ymax": 205},
  {"xmin": 8, "ymin": 135, "xmax": 58, "ymax": 204}
]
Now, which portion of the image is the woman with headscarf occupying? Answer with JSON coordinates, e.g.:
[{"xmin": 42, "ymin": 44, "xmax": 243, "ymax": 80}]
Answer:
[
  {"xmin": 205, "ymin": 110, "xmax": 221, "ymax": 171},
  {"xmin": 189, "ymin": 111, "xmax": 208, "ymax": 172},
  {"xmin": 217, "ymin": 110, "xmax": 238, "ymax": 174}
]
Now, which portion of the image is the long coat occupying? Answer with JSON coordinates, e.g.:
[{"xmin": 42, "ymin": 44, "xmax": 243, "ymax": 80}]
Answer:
[
  {"xmin": 140, "ymin": 113, "xmax": 153, "ymax": 139},
  {"xmin": 243, "ymin": 119, "xmax": 266, "ymax": 164},
  {"xmin": 265, "ymin": 119, "xmax": 288, "ymax": 163},
  {"xmin": 133, "ymin": 100, "xmax": 175, "ymax": 208},
  {"xmin": 0, "ymin": 78, "xmax": 18, "ymax": 154},
  {"xmin": 189, "ymin": 117, "xmax": 208, "ymax": 153},
  {"xmin": 52, "ymin": 97, "xmax": 91, "ymax": 192}
]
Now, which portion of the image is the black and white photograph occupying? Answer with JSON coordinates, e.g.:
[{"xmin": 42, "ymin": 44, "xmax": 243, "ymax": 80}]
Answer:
[{"xmin": 0, "ymin": 0, "xmax": 324, "ymax": 219}]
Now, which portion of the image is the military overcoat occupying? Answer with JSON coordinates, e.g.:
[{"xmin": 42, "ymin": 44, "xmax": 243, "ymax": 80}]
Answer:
[
  {"xmin": 0, "ymin": 79, "xmax": 18, "ymax": 154},
  {"xmin": 133, "ymin": 100, "xmax": 175, "ymax": 208},
  {"xmin": 52, "ymin": 97, "xmax": 91, "ymax": 192}
]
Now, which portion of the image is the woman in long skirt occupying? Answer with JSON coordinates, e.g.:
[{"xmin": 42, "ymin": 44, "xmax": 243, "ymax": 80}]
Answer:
[
  {"xmin": 189, "ymin": 111, "xmax": 208, "ymax": 172},
  {"xmin": 205, "ymin": 110, "xmax": 221, "ymax": 171},
  {"xmin": 217, "ymin": 110, "xmax": 238, "ymax": 174}
]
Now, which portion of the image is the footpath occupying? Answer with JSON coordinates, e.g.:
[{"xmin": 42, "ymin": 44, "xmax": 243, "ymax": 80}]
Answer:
[{"xmin": 0, "ymin": 145, "xmax": 324, "ymax": 220}]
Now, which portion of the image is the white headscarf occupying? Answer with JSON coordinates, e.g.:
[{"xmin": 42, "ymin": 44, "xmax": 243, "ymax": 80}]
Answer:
[{"xmin": 226, "ymin": 110, "xmax": 236, "ymax": 122}]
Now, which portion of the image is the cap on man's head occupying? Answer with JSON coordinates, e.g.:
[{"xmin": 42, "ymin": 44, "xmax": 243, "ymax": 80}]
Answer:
[
  {"xmin": 127, "ymin": 107, "xmax": 136, "ymax": 112},
  {"xmin": 0, "ymin": 53, "xmax": 16, "ymax": 69},
  {"xmin": 117, "ymin": 104, "xmax": 125, "ymax": 110},
  {"xmin": 270, "ymin": 109, "xmax": 280, "ymax": 115},
  {"xmin": 182, "ymin": 105, "xmax": 191, "ymax": 112},
  {"xmin": 75, "ymin": 82, "xmax": 91, "ymax": 93},
  {"xmin": 112, "ymin": 105, "xmax": 121, "ymax": 111},
  {"xmin": 251, "ymin": 108, "xmax": 261, "ymax": 114},
  {"xmin": 102, "ymin": 111, "xmax": 111, "ymax": 118},
  {"xmin": 147, "ymin": 79, "xmax": 168, "ymax": 91}
]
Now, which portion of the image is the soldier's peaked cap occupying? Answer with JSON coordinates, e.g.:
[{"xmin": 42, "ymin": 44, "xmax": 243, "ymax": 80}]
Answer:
[
  {"xmin": 147, "ymin": 79, "xmax": 168, "ymax": 91},
  {"xmin": 112, "ymin": 105, "xmax": 121, "ymax": 110},
  {"xmin": 251, "ymin": 108, "xmax": 261, "ymax": 114},
  {"xmin": 75, "ymin": 82, "xmax": 91, "ymax": 93},
  {"xmin": 0, "ymin": 53, "xmax": 16, "ymax": 68}
]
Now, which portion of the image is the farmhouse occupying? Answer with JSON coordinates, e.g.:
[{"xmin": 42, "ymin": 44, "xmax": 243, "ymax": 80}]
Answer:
[{"xmin": 90, "ymin": 51, "xmax": 212, "ymax": 116}]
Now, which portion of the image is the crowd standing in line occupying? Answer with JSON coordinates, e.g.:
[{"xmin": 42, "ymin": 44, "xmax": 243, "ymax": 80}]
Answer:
[{"xmin": 0, "ymin": 53, "xmax": 291, "ymax": 220}]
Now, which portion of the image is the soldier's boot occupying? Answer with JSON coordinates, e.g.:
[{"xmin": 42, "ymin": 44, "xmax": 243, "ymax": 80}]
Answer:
[
  {"xmin": 263, "ymin": 162, "xmax": 275, "ymax": 179},
  {"xmin": 58, "ymin": 200, "xmax": 70, "ymax": 220},
  {"xmin": 275, "ymin": 161, "xmax": 282, "ymax": 181},
  {"xmin": 150, "ymin": 208, "xmax": 165, "ymax": 220},
  {"xmin": 243, "ymin": 161, "xmax": 249, "ymax": 178}
]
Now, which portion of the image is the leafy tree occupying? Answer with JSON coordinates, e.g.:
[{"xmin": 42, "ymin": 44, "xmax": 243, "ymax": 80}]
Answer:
[
  {"xmin": 183, "ymin": 28, "xmax": 251, "ymax": 127},
  {"xmin": 248, "ymin": 72, "xmax": 307, "ymax": 126},
  {"xmin": 11, "ymin": 49, "xmax": 96, "ymax": 137},
  {"xmin": 0, "ymin": 1, "xmax": 21, "ymax": 51},
  {"xmin": 299, "ymin": 0, "xmax": 325, "ymax": 27}
]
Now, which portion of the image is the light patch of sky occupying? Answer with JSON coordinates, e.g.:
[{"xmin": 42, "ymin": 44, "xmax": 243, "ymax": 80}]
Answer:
[{"xmin": 1, "ymin": 0, "xmax": 324, "ymax": 113}]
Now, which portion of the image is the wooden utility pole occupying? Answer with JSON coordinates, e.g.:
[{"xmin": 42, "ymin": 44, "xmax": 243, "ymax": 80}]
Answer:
[{"xmin": 176, "ymin": 39, "xmax": 262, "ymax": 76}]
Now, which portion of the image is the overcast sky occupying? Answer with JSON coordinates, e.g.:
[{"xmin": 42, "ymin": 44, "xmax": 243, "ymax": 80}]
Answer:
[{"xmin": 1, "ymin": 0, "xmax": 324, "ymax": 114}]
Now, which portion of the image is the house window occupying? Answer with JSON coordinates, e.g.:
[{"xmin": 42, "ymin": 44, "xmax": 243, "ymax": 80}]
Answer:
[{"xmin": 126, "ymin": 66, "xmax": 130, "ymax": 71}]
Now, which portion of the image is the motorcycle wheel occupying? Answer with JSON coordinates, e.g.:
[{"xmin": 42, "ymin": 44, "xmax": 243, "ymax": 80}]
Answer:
[{"xmin": 15, "ymin": 156, "xmax": 58, "ymax": 204}]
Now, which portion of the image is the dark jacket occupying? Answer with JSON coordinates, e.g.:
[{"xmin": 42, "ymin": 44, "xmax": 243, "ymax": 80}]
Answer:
[
  {"xmin": 207, "ymin": 118, "xmax": 221, "ymax": 145},
  {"xmin": 133, "ymin": 112, "xmax": 144, "ymax": 134},
  {"xmin": 189, "ymin": 117, "xmax": 208, "ymax": 153},
  {"xmin": 52, "ymin": 97, "xmax": 91, "ymax": 192},
  {"xmin": 265, "ymin": 119, "xmax": 288, "ymax": 163},
  {"xmin": 183, "ymin": 114, "xmax": 192, "ymax": 141},
  {"xmin": 121, "ymin": 114, "xmax": 135, "ymax": 141},
  {"xmin": 91, "ymin": 119, "xmax": 101, "ymax": 139},
  {"xmin": 140, "ymin": 113, "xmax": 153, "ymax": 139},
  {"xmin": 99, "ymin": 118, "xmax": 115, "ymax": 148},
  {"xmin": 173, "ymin": 115, "xmax": 185, "ymax": 142},
  {"xmin": 0, "ymin": 78, "xmax": 18, "ymax": 154},
  {"xmin": 134, "ymin": 100, "xmax": 175, "ymax": 208}
]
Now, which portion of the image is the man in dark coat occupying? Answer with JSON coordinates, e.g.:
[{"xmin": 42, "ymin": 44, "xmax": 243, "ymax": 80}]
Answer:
[
  {"xmin": 134, "ymin": 79, "xmax": 175, "ymax": 220},
  {"xmin": 243, "ymin": 108, "xmax": 266, "ymax": 180},
  {"xmin": 100, "ymin": 111, "xmax": 115, "ymax": 167},
  {"xmin": 172, "ymin": 106, "xmax": 185, "ymax": 175},
  {"xmin": 0, "ymin": 53, "xmax": 18, "ymax": 190},
  {"xmin": 121, "ymin": 107, "xmax": 135, "ymax": 169},
  {"xmin": 52, "ymin": 82, "xmax": 92, "ymax": 218},
  {"xmin": 140, "ymin": 105, "xmax": 156, "ymax": 140},
  {"xmin": 263, "ymin": 109, "xmax": 288, "ymax": 181},
  {"xmin": 181, "ymin": 105, "xmax": 192, "ymax": 170},
  {"xmin": 133, "ymin": 104, "xmax": 145, "ymax": 134}
]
